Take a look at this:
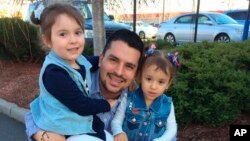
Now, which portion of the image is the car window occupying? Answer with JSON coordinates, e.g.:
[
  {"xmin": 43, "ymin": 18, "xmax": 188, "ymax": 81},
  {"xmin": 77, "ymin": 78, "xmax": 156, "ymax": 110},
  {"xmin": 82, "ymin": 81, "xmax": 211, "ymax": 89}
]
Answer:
[
  {"xmin": 227, "ymin": 11, "xmax": 247, "ymax": 20},
  {"xmin": 198, "ymin": 15, "xmax": 210, "ymax": 24},
  {"xmin": 72, "ymin": 1, "xmax": 110, "ymax": 21},
  {"xmin": 72, "ymin": 1, "xmax": 92, "ymax": 19},
  {"xmin": 209, "ymin": 13, "xmax": 238, "ymax": 24},
  {"xmin": 25, "ymin": 1, "xmax": 44, "ymax": 22},
  {"xmin": 103, "ymin": 12, "xmax": 112, "ymax": 21},
  {"xmin": 175, "ymin": 15, "xmax": 192, "ymax": 24}
]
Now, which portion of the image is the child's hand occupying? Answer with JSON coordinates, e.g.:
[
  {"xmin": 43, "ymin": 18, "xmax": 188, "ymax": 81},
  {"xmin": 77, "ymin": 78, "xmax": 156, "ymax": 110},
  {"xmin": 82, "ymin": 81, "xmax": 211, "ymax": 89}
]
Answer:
[{"xmin": 114, "ymin": 132, "xmax": 128, "ymax": 141}]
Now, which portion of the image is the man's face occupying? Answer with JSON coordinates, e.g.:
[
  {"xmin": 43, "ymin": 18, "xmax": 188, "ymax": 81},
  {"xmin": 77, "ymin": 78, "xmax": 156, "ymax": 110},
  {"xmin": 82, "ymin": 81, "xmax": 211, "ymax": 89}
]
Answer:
[{"xmin": 99, "ymin": 40, "xmax": 141, "ymax": 97}]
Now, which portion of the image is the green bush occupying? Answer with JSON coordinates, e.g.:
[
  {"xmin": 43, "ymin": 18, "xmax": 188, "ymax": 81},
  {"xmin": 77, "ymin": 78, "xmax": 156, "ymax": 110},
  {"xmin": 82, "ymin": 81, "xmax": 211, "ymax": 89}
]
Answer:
[
  {"xmin": 163, "ymin": 41, "xmax": 250, "ymax": 126},
  {"xmin": 0, "ymin": 18, "xmax": 44, "ymax": 62},
  {"xmin": 0, "ymin": 17, "xmax": 96, "ymax": 62},
  {"xmin": 144, "ymin": 39, "xmax": 175, "ymax": 50},
  {"xmin": 82, "ymin": 44, "xmax": 94, "ymax": 56}
]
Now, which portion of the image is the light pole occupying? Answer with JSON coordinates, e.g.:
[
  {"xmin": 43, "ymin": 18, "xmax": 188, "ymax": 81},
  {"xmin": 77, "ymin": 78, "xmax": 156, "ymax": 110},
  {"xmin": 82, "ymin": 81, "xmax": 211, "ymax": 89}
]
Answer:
[
  {"xmin": 162, "ymin": 0, "xmax": 165, "ymax": 22},
  {"xmin": 194, "ymin": 0, "xmax": 200, "ymax": 43},
  {"xmin": 242, "ymin": 0, "xmax": 250, "ymax": 40},
  {"xmin": 133, "ymin": 0, "xmax": 136, "ymax": 32}
]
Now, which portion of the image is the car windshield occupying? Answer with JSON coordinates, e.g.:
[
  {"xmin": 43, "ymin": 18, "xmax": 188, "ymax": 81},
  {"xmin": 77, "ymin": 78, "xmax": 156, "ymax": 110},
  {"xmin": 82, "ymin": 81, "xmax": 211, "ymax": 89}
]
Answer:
[
  {"xmin": 103, "ymin": 13, "xmax": 111, "ymax": 21},
  {"xmin": 209, "ymin": 14, "xmax": 238, "ymax": 25},
  {"xmin": 72, "ymin": 1, "xmax": 92, "ymax": 19},
  {"xmin": 73, "ymin": 1, "xmax": 110, "ymax": 21}
]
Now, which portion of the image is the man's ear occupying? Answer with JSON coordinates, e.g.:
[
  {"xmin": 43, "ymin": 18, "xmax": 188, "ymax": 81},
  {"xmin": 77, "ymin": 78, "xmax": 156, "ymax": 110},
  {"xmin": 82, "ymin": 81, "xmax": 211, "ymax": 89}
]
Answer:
[{"xmin": 98, "ymin": 53, "xmax": 104, "ymax": 67}]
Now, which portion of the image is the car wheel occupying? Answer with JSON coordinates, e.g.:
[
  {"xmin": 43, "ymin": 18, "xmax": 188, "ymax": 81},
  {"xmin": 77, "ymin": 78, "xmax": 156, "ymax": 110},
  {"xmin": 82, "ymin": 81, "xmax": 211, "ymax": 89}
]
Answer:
[
  {"xmin": 164, "ymin": 33, "xmax": 176, "ymax": 45},
  {"xmin": 215, "ymin": 34, "xmax": 230, "ymax": 43},
  {"xmin": 139, "ymin": 31, "xmax": 145, "ymax": 39}
]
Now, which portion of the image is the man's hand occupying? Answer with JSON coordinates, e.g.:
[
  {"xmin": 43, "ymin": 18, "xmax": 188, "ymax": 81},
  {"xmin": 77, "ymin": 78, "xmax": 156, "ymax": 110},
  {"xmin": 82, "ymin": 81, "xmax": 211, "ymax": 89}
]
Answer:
[
  {"xmin": 114, "ymin": 132, "xmax": 128, "ymax": 141},
  {"xmin": 33, "ymin": 130, "xmax": 66, "ymax": 141}
]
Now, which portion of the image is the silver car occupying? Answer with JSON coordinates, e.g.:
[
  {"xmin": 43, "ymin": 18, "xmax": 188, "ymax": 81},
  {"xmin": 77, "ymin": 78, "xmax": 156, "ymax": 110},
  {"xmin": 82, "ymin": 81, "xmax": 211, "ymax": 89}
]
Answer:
[
  {"xmin": 122, "ymin": 21, "xmax": 158, "ymax": 39},
  {"xmin": 156, "ymin": 12, "xmax": 248, "ymax": 45}
]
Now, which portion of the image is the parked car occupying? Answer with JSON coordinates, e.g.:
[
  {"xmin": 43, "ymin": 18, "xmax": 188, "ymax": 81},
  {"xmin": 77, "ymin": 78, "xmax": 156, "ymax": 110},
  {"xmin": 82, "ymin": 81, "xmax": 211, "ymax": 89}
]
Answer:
[
  {"xmin": 25, "ymin": 0, "xmax": 131, "ymax": 47},
  {"xmin": 122, "ymin": 21, "xmax": 158, "ymax": 39},
  {"xmin": 224, "ymin": 9, "xmax": 249, "ymax": 25},
  {"xmin": 156, "ymin": 12, "xmax": 247, "ymax": 45}
]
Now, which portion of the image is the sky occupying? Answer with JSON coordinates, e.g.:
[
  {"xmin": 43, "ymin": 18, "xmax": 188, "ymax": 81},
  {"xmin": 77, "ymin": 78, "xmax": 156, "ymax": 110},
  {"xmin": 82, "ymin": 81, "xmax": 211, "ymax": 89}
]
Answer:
[{"xmin": 0, "ymin": 0, "xmax": 249, "ymax": 20}]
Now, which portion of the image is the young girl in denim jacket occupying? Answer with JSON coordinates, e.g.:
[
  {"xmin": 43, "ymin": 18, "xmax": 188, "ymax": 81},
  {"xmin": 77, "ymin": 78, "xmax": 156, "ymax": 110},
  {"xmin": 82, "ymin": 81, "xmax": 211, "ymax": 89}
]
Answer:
[
  {"xmin": 27, "ymin": 3, "xmax": 113, "ymax": 141},
  {"xmin": 111, "ymin": 49, "xmax": 179, "ymax": 141}
]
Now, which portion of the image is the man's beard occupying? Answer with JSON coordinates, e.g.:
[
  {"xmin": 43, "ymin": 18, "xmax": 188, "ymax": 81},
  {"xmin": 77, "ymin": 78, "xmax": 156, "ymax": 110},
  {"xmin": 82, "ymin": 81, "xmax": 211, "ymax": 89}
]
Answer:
[{"xmin": 100, "ymin": 73, "xmax": 126, "ymax": 98}]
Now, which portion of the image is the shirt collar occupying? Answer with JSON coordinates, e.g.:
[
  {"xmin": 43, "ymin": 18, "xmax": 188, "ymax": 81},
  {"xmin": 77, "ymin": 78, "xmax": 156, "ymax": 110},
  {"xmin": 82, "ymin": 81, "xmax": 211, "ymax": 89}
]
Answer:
[{"xmin": 132, "ymin": 87, "xmax": 163, "ymax": 113}]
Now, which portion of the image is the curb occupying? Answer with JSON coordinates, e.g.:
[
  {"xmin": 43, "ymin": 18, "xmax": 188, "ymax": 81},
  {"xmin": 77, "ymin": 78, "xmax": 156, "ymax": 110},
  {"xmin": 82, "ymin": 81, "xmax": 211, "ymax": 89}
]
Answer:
[{"xmin": 0, "ymin": 98, "xmax": 29, "ymax": 124}]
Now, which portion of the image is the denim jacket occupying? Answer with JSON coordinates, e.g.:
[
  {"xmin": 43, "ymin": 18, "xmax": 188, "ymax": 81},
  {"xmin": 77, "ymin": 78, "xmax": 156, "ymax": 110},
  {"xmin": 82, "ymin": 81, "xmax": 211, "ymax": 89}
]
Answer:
[{"xmin": 122, "ymin": 88, "xmax": 172, "ymax": 141}]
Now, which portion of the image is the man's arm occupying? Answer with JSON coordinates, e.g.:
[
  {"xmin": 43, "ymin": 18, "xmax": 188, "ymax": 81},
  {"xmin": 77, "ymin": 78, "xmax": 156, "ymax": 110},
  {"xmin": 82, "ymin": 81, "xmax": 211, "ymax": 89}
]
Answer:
[
  {"xmin": 25, "ymin": 112, "xmax": 40, "ymax": 141},
  {"xmin": 84, "ymin": 55, "xmax": 99, "ymax": 72},
  {"xmin": 111, "ymin": 93, "xmax": 127, "ymax": 135}
]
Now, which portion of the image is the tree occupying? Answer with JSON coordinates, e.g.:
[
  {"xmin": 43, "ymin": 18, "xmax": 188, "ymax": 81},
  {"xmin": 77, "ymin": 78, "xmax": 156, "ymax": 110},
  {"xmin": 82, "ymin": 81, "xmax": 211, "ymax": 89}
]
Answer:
[{"xmin": 92, "ymin": 0, "xmax": 105, "ymax": 55}]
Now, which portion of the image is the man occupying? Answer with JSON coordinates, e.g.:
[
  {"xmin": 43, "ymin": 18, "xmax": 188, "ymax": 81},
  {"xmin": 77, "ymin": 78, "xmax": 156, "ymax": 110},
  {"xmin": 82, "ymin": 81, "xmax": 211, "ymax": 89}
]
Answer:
[{"xmin": 25, "ymin": 29, "xmax": 144, "ymax": 141}]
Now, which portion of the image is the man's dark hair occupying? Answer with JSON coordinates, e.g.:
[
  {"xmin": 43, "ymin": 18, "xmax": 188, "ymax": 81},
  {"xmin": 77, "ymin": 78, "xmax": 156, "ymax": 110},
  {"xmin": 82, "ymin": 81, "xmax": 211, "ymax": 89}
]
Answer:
[{"xmin": 103, "ymin": 29, "xmax": 144, "ymax": 70}]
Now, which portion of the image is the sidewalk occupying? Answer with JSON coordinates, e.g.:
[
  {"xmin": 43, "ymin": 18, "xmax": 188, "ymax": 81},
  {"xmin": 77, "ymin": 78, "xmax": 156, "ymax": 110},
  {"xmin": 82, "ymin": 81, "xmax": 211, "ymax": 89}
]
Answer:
[{"xmin": 0, "ymin": 98, "xmax": 29, "ymax": 123}]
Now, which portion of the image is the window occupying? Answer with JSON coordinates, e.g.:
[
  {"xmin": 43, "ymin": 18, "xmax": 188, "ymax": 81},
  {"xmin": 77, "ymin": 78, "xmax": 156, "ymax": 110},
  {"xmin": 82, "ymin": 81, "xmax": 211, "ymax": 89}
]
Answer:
[
  {"xmin": 175, "ymin": 15, "xmax": 192, "ymax": 24},
  {"xmin": 198, "ymin": 15, "xmax": 210, "ymax": 24},
  {"xmin": 227, "ymin": 11, "xmax": 248, "ymax": 20}
]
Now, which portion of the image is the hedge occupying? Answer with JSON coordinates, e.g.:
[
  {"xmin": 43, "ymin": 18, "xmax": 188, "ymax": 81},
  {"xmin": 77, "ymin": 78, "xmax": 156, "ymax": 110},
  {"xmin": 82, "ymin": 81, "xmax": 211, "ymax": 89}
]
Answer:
[
  {"xmin": 157, "ymin": 40, "xmax": 250, "ymax": 126},
  {"xmin": 0, "ymin": 17, "xmax": 44, "ymax": 62},
  {"xmin": 0, "ymin": 18, "xmax": 94, "ymax": 62}
]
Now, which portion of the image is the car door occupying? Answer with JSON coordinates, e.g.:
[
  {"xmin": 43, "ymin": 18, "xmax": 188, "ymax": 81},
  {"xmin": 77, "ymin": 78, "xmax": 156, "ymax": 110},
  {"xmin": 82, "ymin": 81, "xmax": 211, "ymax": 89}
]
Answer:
[
  {"xmin": 194, "ymin": 14, "xmax": 215, "ymax": 42},
  {"xmin": 173, "ymin": 15, "xmax": 193, "ymax": 43}
]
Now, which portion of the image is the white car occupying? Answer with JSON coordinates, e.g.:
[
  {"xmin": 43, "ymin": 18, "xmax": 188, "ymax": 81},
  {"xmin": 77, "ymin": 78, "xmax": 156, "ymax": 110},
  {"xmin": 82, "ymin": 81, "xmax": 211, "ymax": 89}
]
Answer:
[
  {"xmin": 156, "ymin": 12, "xmax": 249, "ymax": 45},
  {"xmin": 123, "ymin": 21, "xmax": 158, "ymax": 39}
]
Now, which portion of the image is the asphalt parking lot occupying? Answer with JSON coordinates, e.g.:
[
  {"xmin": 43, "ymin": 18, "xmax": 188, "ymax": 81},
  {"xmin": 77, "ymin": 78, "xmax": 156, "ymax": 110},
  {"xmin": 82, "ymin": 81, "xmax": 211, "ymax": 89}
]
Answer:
[{"xmin": 0, "ymin": 113, "xmax": 27, "ymax": 141}]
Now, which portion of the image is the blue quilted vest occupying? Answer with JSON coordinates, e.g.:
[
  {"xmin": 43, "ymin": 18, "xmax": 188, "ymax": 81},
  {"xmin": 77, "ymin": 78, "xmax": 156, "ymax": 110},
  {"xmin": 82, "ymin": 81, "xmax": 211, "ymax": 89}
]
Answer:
[{"xmin": 30, "ymin": 51, "xmax": 94, "ymax": 135}]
